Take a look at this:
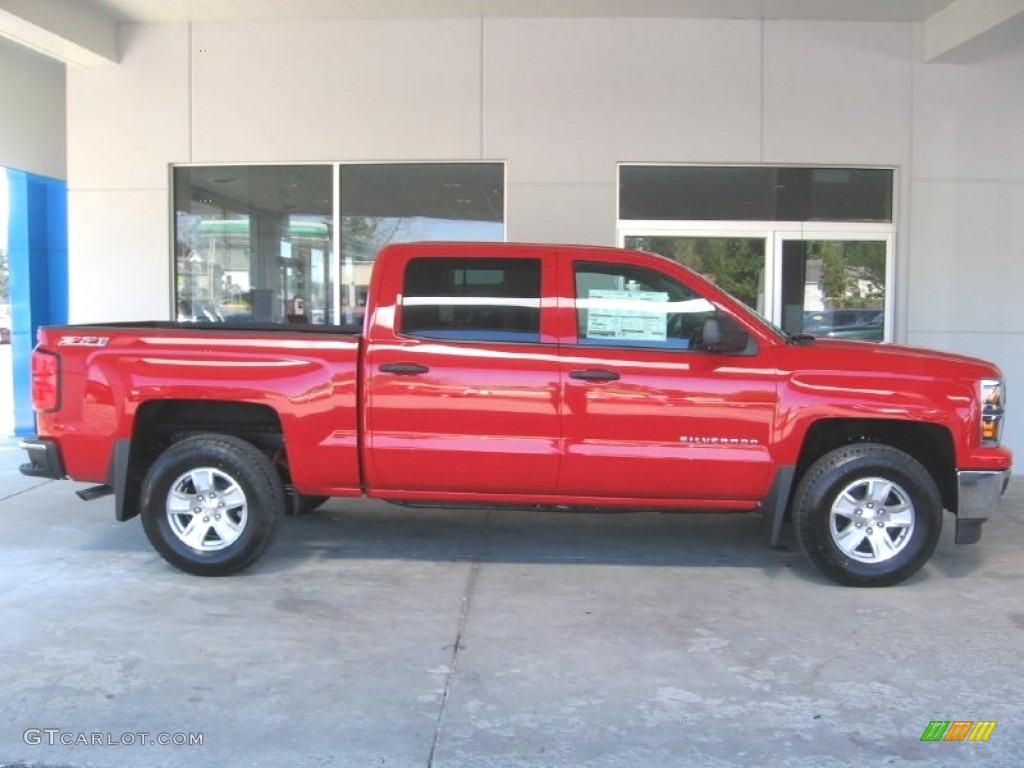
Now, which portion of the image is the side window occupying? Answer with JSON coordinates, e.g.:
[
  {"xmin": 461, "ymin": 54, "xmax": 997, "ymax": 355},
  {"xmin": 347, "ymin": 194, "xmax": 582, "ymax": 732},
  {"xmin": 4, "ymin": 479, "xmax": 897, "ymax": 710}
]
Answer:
[
  {"xmin": 574, "ymin": 261, "xmax": 752, "ymax": 353},
  {"xmin": 400, "ymin": 257, "xmax": 542, "ymax": 343}
]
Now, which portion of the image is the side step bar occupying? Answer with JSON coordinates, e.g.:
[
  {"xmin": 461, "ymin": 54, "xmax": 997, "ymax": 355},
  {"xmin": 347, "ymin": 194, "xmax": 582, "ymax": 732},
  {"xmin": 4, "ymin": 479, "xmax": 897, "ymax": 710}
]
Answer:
[{"xmin": 76, "ymin": 484, "xmax": 114, "ymax": 501}]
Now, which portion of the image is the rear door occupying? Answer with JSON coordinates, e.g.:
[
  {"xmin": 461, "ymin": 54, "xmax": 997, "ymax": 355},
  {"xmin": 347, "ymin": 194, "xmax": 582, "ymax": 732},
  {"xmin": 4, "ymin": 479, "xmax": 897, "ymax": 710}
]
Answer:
[
  {"xmin": 363, "ymin": 247, "xmax": 562, "ymax": 497},
  {"xmin": 555, "ymin": 251, "xmax": 778, "ymax": 502}
]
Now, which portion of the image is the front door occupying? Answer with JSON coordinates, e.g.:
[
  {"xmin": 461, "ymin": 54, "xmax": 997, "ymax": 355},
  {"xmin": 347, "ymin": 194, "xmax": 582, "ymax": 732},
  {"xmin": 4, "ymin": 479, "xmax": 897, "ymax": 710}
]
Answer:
[{"xmin": 556, "ymin": 253, "xmax": 777, "ymax": 502}]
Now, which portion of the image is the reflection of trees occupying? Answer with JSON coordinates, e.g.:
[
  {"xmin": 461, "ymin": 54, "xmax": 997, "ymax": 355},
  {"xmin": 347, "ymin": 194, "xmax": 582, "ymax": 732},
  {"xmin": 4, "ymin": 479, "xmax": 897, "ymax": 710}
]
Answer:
[
  {"xmin": 634, "ymin": 237, "xmax": 763, "ymax": 308},
  {"xmin": 340, "ymin": 216, "xmax": 406, "ymax": 320},
  {"xmin": 814, "ymin": 241, "xmax": 885, "ymax": 310},
  {"xmin": 626, "ymin": 236, "xmax": 886, "ymax": 319},
  {"xmin": 341, "ymin": 216, "xmax": 405, "ymax": 262}
]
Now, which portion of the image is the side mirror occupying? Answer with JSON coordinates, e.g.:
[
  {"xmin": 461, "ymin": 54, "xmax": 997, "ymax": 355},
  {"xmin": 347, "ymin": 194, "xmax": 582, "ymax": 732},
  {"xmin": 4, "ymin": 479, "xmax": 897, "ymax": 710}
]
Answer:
[
  {"xmin": 701, "ymin": 317, "xmax": 723, "ymax": 347},
  {"xmin": 700, "ymin": 315, "xmax": 754, "ymax": 355}
]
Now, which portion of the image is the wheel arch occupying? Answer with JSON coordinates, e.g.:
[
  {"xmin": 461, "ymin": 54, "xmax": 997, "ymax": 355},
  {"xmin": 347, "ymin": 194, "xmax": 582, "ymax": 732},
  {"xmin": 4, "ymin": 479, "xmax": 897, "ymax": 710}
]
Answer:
[
  {"xmin": 794, "ymin": 419, "xmax": 956, "ymax": 511},
  {"xmin": 766, "ymin": 418, "xmax": 955, "ymax": 546},
  {"xmin": 116, "ymin": 399, "xmax": 284, "ymax": 521}
]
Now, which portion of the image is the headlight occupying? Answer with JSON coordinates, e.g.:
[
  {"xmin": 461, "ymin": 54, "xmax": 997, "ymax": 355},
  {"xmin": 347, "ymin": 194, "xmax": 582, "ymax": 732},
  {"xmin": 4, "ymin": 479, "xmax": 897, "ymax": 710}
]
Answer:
[{"xmin": 981, "ymin": 378, "xmax": 1005, "ymax": 445}]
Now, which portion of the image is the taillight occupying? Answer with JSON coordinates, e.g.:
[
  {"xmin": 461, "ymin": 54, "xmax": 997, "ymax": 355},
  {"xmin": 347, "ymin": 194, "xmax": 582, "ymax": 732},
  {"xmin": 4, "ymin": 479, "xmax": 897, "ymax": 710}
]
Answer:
[
  {"xmin": 31, "ymin": 350, "xmax": 60, "ymax": 412},
  {"xmin": 980, "ymin": 378, "xmax": 1005, "ymax": 446}
]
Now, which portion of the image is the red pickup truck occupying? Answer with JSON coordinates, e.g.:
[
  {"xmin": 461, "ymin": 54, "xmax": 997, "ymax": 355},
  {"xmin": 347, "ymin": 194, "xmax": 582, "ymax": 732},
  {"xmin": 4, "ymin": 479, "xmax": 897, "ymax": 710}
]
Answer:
[{"xmin": 21, "ymin": 242, "xmax": 1012, "ymax": 586}]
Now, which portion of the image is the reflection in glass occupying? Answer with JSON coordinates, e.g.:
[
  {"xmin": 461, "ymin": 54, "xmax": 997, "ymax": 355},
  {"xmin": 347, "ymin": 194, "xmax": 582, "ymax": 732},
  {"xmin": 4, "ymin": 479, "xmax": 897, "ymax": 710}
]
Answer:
[
  {"xmin": 339, "ymin": 163, "xmax": 504, "ymax": 324},
  {"xmin": 173, "ymin": 163, "xmax": 505, "ymax": 328},
  {"xmin": 400, "ymin": 257, "xmax": 541, "ymax": 343},
  {"xmin": 173, "ymin": 165, "xmax": 335, "ymax": 325},
  {"xmin": 626, "ymin": 235, "xmax": 766, "ymax": 314},
  {"xmin": 782, "ymin": 240, "xmax": 887, "ymax": 342},
  {"xmin": 620, "ymin": 166, "xmax": 894, "ymax": 222}
]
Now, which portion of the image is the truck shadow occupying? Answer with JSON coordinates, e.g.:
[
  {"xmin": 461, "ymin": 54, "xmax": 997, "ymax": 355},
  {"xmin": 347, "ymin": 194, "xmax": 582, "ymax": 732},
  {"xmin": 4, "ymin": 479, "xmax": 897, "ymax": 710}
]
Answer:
[
  {"xmin": 265, "ymin": 498, "xmax": 815, "ymax": 581},
  {"xmin": 265, "ymin": 498, "xmax": 991, "ymax": 584},
  {"xmin": 73, "ymin": 497, "xmax": 993, "ymax": 584}
]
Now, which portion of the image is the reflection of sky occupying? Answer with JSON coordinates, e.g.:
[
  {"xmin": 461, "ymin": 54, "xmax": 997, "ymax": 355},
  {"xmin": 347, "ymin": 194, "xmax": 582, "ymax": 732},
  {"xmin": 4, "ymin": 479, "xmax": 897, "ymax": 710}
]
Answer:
[{"xmin": 373, "ymin": 216, "xmax": 503, "ymax": 243}]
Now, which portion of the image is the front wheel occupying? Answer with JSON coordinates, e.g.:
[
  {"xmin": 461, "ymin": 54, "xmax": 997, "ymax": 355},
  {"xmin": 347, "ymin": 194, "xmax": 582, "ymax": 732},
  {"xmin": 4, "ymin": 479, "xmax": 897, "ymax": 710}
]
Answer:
[
  {"xmin": 140, "ymin": 434, "xmax": 285, "ymax": 576},
  {"xmin": 792, "ymin": 443, "xmax": 943, "ymax": 587}
]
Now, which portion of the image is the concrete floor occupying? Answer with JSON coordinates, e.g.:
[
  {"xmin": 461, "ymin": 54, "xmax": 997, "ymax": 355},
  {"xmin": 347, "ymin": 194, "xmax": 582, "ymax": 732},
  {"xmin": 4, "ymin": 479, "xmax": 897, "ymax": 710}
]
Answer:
[{"xmin": 0, "ymin": 436, "xmax": 1021, "ymax": 768}]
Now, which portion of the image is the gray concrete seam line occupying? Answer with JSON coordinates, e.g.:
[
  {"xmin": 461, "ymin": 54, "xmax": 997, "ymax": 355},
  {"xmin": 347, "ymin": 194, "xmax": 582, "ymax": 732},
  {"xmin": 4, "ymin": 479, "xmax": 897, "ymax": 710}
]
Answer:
[{"xmin": 428, "ymin": 508, "xmax": 490, "ymax": 768}]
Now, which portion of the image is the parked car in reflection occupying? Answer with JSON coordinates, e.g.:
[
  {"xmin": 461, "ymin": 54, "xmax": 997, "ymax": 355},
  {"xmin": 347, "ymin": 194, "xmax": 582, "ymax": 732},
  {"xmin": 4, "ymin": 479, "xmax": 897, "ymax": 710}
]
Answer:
[
  {"xmin": 824, "ymin": 312, "xmax": 884, "ymax": 342},
  {"xmin": 804, "ymin": 309, "xmax": 884, "ymax": 342}
]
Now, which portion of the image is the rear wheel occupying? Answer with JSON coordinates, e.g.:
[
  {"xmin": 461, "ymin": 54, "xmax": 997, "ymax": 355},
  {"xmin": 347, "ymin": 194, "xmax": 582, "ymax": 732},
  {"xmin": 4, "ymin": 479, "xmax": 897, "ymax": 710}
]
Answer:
[
  {"xmin": 792, "ymin": 443, "xmax": 942, "ymax": 587},
  {"xmin": 140, "ymin": 434, "xmax": 284, "ymax": 576}
]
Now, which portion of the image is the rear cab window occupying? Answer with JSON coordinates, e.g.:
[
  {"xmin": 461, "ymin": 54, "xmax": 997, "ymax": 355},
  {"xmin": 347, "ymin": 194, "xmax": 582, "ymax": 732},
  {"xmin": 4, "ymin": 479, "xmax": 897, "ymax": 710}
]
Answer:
[{"xmin": 400, "ymin": 257, "xmax": 542, "ymax": 343}]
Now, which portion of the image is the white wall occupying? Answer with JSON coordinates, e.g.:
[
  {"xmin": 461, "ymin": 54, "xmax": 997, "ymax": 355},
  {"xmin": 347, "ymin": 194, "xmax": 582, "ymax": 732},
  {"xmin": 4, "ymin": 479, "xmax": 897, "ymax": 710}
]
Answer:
[
  {"xmin": 64, "ymin": 16, "xmax": 1024, "ymax": 452},
  {"xmin": 908, "ymin": 40, "xmax": 1024, "ymax": 340},
  {"xmin": 66, "ymin": 24, "xmax": 189, "ymax": 323},
  {"xmin": 0, "ymin": 35, "xmax": 65, "ymax": 179},
  {"xmin": 191, "ymin": 20, "xmax": 483, "ymax": 163},
  {"xmin": 908, "ymin": 41, "xmax": 1024, "ymax": 450},
  {"xmin": 485, "ymin": 18, "xmax": 763, "ymax": 244}
]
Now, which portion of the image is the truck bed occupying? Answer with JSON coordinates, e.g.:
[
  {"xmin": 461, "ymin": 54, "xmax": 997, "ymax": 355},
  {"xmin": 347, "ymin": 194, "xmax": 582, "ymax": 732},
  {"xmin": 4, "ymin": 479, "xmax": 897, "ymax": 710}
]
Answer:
[{"xmin": 31, "ymin": 321, "xmax": 365, "ymax": 497}]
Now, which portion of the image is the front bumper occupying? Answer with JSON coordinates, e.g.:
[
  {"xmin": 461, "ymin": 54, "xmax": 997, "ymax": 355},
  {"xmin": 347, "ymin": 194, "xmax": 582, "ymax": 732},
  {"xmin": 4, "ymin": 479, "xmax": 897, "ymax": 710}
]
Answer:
[
  {"xmin": 955, "ymin": 469, "xmax": 1012, "ymax": 544},
  {"xmin": 19, "ymin": 438, "xmax": 66, "ymax": 480}
]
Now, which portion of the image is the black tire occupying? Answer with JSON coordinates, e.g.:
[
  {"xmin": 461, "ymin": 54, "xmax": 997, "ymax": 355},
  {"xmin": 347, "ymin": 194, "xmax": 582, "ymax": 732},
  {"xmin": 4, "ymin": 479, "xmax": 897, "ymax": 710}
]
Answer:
[
  {"xmin": 792, "ymin": 443, "xmax": 942, "ymax": 587},
  {"xmin": 140, "ymin": 434, "xmax": 285, "ymax": 576}
]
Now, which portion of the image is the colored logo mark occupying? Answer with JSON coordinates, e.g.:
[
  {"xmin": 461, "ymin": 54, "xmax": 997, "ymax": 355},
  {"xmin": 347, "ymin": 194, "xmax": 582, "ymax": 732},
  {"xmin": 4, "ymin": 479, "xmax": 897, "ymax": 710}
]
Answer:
[{"xmin": 920, "ymin": 720, "xmax": 997, "ymax": 742}]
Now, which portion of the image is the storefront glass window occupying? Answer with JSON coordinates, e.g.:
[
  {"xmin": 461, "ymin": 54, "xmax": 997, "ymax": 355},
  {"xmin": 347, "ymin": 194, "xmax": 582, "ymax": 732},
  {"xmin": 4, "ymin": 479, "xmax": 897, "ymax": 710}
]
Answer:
[
  {"xmin": 173, "ymin": 163, "xmax": 504, "ymax": 327},
  {"xmin": 339, "ymin": 163, "xmax": 504, "ymax": 323},
  {"xmin": 173, "ymin": 165, "xmax": 334, "ymax": 325}
]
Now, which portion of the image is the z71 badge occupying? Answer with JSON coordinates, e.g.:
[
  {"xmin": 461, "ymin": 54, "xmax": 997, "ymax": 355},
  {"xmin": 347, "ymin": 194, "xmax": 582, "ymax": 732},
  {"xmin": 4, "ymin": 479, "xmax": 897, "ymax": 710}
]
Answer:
[{"xmin": 57, "ymin": 336, "xmax": 110, "ymax": 347}]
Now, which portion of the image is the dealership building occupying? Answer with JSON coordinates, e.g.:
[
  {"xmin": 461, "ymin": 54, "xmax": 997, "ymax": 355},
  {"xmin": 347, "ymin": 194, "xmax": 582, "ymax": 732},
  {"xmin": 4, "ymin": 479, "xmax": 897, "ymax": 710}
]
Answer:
[{"xmin": 1, "ymin": 0, "xmax": 1022, "ymax": 454}]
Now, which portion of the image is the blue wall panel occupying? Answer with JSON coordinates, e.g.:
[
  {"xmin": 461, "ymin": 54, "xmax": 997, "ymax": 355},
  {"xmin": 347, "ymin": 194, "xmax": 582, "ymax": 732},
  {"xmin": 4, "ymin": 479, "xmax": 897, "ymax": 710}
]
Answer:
[{"xmin": 6, "ymin": 169, "xmax": 68, "ymax": 436}]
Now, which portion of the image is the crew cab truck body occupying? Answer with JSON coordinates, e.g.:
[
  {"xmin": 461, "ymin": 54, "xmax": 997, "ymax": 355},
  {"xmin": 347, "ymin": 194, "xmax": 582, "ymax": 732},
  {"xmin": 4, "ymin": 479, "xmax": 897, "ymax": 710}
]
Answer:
[{"xmin": 21, "ymin": 242, "xmax": 1012, "ymax": 586}]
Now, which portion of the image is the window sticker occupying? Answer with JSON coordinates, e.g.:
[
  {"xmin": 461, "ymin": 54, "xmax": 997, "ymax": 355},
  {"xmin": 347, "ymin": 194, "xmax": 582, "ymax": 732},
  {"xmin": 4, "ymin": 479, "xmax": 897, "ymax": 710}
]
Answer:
[{"xmin": 584, "ymin": 289, "xmax": 668, "ymax": 342}]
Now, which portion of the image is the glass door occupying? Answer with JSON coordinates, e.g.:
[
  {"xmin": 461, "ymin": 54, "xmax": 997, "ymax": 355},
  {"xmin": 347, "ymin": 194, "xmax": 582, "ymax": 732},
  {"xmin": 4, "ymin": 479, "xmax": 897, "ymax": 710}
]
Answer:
[
  {"xmin": 622, "ymin": 228, "xmax": 894, "ymax": 343},
  {"xmin": 776, "ymin": 234, "xmax": 893, "ymax": 343}
]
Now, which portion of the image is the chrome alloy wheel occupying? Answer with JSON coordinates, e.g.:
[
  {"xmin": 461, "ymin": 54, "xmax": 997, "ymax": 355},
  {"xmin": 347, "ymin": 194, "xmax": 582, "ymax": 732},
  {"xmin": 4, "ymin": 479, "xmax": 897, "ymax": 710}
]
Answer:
[
  {"xmin": 830, "ymin": 476, "xmax": 916, "ymax": 563},
  {"xmin": 165, "ymin": 467, "xmax": 248, "ymax": 552}
]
